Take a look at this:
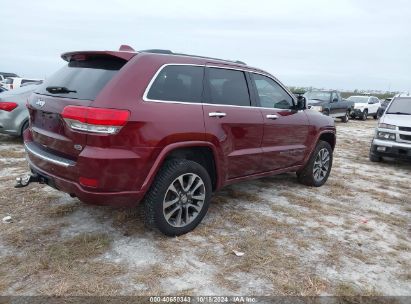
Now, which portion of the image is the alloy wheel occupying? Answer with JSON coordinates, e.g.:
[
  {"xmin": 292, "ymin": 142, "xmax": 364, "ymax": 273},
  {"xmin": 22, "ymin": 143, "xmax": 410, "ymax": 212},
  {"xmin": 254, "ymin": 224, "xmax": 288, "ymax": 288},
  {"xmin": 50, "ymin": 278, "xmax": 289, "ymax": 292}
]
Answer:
[
  {"xmin": 162, "ymin": 173, "xmax": 206, "ymax": 228},
  {"xmin": 313, "ymin": 148, "xmax": 330, "ymax": 183}
]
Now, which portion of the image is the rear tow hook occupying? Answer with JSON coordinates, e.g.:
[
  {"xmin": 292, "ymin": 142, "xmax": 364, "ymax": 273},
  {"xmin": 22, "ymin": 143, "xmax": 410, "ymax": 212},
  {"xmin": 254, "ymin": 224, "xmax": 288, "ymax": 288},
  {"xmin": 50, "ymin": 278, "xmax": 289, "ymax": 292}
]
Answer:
[{"xmin": 14, "ymin": 174, "xmax": 45, "ymax": 188}]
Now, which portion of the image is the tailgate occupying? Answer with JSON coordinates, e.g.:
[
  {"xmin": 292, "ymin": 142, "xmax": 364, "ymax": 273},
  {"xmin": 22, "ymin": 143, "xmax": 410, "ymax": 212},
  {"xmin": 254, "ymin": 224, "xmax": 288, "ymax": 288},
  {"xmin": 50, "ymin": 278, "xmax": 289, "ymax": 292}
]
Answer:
[{"xmin": 27, "ymin": 54, "xmax": 127, "ymax": 160}]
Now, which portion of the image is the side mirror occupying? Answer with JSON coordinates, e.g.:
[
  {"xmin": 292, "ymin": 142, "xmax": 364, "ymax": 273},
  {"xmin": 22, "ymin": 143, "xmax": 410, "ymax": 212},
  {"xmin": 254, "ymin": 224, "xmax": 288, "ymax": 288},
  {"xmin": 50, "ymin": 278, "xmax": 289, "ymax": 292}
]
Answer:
[
  {"xmin": 296, "ymin": 95, "xmax": 307, "ymax": 110},
  {"xmin": 332, "ymin": 98, "xmax": 338, "ymax": 103}
]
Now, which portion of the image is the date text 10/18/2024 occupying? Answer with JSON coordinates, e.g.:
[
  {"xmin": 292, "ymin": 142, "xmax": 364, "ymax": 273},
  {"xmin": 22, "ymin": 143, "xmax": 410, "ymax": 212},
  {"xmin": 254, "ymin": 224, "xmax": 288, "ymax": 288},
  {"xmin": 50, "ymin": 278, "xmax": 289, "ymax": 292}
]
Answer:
[{"xmin": 149, "ymin": 296, "xmax": 257, "ymax": 303}]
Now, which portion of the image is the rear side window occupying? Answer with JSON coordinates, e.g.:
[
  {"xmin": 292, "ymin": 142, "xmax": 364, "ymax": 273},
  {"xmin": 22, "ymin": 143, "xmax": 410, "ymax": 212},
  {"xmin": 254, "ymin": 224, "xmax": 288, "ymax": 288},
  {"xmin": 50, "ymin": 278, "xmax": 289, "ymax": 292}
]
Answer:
[
  {"xmin": 36, "ymin": 56, "xmax": 126, "ymax": 100},
  {"xmin": 147, "ymin": 65, "xmax": 204, "ymax": 103},
  {"xmin": 207, "ymin": 68, "xmax": 251, "ymax": 107}
]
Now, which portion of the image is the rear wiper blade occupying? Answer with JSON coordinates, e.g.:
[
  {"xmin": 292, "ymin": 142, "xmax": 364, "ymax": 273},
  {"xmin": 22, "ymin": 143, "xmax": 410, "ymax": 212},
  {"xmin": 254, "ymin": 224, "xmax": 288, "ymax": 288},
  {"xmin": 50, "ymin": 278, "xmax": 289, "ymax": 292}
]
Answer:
[
  {"xmin": 386, "ymin": 112, "xmax": 411, "ymax": 115},
  {"xmin": 46, "ymin": 86, "xmax": 77, "ymax": 94}
]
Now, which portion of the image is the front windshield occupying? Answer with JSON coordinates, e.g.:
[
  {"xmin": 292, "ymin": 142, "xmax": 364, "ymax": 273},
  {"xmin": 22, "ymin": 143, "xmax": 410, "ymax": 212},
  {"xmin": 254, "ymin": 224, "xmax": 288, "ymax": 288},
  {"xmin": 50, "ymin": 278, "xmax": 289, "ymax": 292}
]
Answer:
[
  {"xmin": 347, "ymin": 96, "xmax": 369, "ymax": 103},
  {"xmin": 386, "ymin": 98, "xmax": 411, "ymax": 115},
  {"xmin": 304, "ymin": 91, "xmax": 331, "ymax": 103}
]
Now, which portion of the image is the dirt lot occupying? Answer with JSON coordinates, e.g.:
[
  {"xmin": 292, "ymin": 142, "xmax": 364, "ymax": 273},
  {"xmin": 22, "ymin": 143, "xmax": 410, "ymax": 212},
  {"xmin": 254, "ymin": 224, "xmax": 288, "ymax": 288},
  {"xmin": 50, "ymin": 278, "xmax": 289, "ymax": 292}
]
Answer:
[{"xmin": 0, "ymin": 119, "xmax": 410, "ymax": 296}]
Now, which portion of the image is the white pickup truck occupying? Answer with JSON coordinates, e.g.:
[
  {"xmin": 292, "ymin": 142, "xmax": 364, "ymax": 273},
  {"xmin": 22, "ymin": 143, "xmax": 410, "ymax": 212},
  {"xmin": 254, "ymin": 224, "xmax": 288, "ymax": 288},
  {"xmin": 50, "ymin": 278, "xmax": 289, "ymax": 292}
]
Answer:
[
  {"xmin": 347, "ymin": 96, "xmax": 381, "ymax": 120},
  {"xmin": 370, "ymin": 94, "xmax": 411, "ymax": 162}
]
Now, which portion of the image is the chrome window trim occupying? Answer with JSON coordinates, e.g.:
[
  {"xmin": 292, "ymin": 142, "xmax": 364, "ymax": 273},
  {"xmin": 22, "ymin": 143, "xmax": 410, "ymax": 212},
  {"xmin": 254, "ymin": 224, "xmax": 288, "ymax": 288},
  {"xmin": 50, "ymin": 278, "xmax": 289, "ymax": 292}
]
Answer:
[
  {"xmin": 25, "ymin": 142, "xmax": 76, "ymax": 167},
  {"xmin": 142, "ymin": 63, "xmax": 205, "ymax": 103},
  {"xmin": 142, "ymin": 63, "xmax": 296, "ymax": 111}
]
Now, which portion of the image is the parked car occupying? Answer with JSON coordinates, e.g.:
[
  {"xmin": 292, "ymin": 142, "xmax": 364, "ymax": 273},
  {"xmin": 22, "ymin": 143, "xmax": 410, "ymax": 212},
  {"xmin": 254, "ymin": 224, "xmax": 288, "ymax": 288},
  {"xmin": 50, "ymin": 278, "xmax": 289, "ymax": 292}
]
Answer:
[
  {"xmin": 377, "ymin": 98, "xmax": 392, "ymax": 118},
  {"xmin": 19, "ymin": 46, "xmax": 336, "ymax": 236},
  {"xmin": 0, "ymin": 72, "xmax": 19, "ymax": 82},
  {"xmin": 370, "ymin": 95, "xmax": 411, "ymax": 162},
  {"xmin": 0, "ymin": 84, "xmax": 39, "ymax": 136},
  {"xmin": 3, "ymin": 77, "xmax": 43, "ymax": 90},
  {"xmin": 0, "ymin": 86, "xmax": 7, "ymax": 93},
  {"xmin": 21, "ymin": 80, "xmax": 43, "ymax": 87},
  {"xmin": 347, "ymin": 95, "xmax": 381, "ymax": 120},
  {"xmin": 304, "ymin": 90, "xmax": 353, "ymax": 122}
]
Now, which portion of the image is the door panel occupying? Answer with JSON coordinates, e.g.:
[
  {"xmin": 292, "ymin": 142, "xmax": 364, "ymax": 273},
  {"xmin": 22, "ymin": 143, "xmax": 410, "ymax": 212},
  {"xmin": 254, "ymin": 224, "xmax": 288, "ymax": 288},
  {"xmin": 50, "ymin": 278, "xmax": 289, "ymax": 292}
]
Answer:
[
  {"xmin": 203, "ymin": 66, "xmax": 264, "ymax": 179},
  {"xmin": 260, "ymin": 109, "xmax": 309, "ymax": 170},
  {"xmin": 250, "ymin": 73, "xmax": 310, "ymax": 171},
  {"xmin": 203, "ymin": 105, "xmax": 264, "ymax": 179}
]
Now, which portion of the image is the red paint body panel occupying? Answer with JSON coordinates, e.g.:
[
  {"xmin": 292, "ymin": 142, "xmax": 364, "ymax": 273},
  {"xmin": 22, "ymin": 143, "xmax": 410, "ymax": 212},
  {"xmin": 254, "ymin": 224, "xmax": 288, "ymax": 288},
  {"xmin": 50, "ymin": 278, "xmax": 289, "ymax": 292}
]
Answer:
[
  {"xmin": 203, "ymin": 105, "xmax": 263, "ymax": 179},
  {"xmin": 24, "ymin": 50, "xmax": 336, "ymax": 206}
]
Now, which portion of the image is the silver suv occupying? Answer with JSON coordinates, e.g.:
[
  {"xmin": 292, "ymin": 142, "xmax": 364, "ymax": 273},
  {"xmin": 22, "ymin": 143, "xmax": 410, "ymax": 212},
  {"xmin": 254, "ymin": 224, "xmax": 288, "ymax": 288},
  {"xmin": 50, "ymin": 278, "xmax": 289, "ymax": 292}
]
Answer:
[{"xmin": 370, "ymin": 94, "xmax": 411, "ymax": 162}]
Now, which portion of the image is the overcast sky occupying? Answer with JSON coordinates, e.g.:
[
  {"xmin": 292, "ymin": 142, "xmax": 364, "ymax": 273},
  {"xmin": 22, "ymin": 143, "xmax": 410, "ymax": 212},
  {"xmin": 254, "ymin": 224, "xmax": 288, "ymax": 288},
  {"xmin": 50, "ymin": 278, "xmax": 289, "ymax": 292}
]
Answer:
[{"xmin": 1, "ymin": 0, "xmax": 410, "ymax": 92}]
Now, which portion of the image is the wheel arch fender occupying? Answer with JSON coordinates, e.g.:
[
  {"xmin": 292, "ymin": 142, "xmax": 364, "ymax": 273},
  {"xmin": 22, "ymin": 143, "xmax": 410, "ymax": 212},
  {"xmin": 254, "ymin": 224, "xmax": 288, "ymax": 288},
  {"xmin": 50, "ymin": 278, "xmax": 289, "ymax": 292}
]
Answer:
[
  {"xmin": 19, "ymin": 118, "xmax": 29, "ymax": 136},
  {"xmin": 301, "ymin": 129, "xmax": 336, "ymax": 169},
  {"xmin": 140, "ymin": 141, "xmax": 223, "ymax": 194}
]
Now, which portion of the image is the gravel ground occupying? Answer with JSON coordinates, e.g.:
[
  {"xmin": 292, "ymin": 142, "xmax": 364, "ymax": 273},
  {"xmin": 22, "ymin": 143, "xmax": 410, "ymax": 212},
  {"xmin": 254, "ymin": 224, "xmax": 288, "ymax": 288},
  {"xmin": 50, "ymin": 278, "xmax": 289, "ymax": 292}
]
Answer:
[{"xmin": 0, "ymin": 119, "xmax": 410, "ymax": 296}]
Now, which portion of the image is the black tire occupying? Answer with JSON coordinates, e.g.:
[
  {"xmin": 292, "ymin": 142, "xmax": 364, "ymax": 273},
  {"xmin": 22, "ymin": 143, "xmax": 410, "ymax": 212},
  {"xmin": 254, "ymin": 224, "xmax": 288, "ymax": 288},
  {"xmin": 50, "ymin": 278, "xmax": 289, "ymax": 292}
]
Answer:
[
  {"xmin": 297, "ymin": 141, "xmax": 333, "ymax": 187},
  {"xmin": 143, "ymin": 159, "xmax": 212, "ymax": 236},
  {"xmin": 341, "ymin": 111, "xmax": 350, "ymax": 123},
  {"xmin": 361, "ymin": 110, "xmax": 368, "ymax": 121},
  {"xmin": 323, "ymin": 109, "xmax": 330, "ymax": 116},
  {"xmin": 369, "ymin": 152, "xmax": 382, "ymax": 162},
  {"xmin": 20, "ymin": 120, "xmax": 29, "ymax": 136},
  {"xmin": 373, "ymin": 114, "xmax": 378, "ymax": 120}
]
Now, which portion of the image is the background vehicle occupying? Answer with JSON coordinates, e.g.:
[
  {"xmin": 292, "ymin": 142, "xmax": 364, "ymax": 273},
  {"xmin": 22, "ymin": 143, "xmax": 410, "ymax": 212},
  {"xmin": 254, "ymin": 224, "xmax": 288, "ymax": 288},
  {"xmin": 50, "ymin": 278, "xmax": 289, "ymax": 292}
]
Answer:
[
  {"xmin": 3, "ymin": 77, "xmax": 43, "ymax": 90},
  {"xmin": 0, "ymin": 84, "xmax": 39, "ymax": 136},
  {"xmin": 377, "ymin": 98, "xmax": 392, "ymax": 118},
  {"xmin": 0, "ymin": 72, "xmax": 19, "ymax": 82},
  {"xmin": 304, "ymin": 90, "xmax": 353, "ymax": 122},
  {"xmin": 347, "ymin": 95, "xmax": 381, "ymax": 120},
  {"xmin": 21, "ymin": 80, "xmax": 43, "ymax": 87},
  {"xmin": 0, "ymin": 87, "xmax": 7, "ymax": 93},
  {"xmin": 370, "ymin": 96, "xmax": 411, "ymax": 162},
  {"xmin": 21, "ymin": 47, "xmax": 336, "ymax": 236}
]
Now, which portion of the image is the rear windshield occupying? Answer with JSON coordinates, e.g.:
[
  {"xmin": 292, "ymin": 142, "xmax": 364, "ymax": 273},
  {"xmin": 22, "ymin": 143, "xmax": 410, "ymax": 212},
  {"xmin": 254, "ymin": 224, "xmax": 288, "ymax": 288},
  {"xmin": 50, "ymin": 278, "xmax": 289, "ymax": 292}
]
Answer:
[{"xmin": 35, "ymin": 56, "xmax": 126, "ymax": 100}]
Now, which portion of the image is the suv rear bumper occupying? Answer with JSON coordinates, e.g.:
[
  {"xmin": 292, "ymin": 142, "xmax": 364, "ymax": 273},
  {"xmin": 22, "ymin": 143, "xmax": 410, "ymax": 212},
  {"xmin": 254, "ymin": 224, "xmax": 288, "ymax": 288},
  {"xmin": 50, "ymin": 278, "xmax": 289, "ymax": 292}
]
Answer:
[
  {"xmin": 28, "ymin": 159, "xmax": 144, "ymax": 207},
  {"xmin": 371, "ymin": 138, "xmax": 411, "ymax": 160},
  {"xmin": 23, "ymin": 131, "xmax": 153, "ymax": 207}
]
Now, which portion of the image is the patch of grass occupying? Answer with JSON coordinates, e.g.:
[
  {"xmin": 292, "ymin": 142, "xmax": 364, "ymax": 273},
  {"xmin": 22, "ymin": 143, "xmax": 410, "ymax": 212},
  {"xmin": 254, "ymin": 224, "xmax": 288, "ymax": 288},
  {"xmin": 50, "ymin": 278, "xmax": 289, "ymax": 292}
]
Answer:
[
  {"xmin": 393, "ymin": 242, "xmax": 410, "ymax": 252},
  {"xmin": 334, "ymin": 282, "xmax": 382, "ymax": 297},
  {"xmin": 3, "ymin": 225, "xmax": 61, "ymax": 248},
  {"xmin": 38, "ymin": 261, "xmax": 125, "ymax": 296},
  {"xmin": 368, "ymin": 210, "xmax": 408, "ymax": 229},
  {"xmin": 45, "ymin": 233, "xmax": 111, "ymax": 265},
  {"xmin": 225, "ymin": 188, "xmax": 262, "ymax": 203},
  {"xmin": 134, "ymin": 264, "xmax": 184, "ymax": 290},
  {"xmin": 279, "ymin": 191, "xmax": 328, "ymax": 213},
  {"xmin": 271, "ymin": 204, "xmax": 301, "ymax": 218},
  {"xmin": 359, "ymin": 225, "xmax": 373, "ymax": 232},
  {"xmin": 211, "ymin": 195, "xmax": 230, "ymax": 205},
  {"xmin": 47, "ymin": 202, "xmax": 80, "ymax": 217},
  {"xmin": 280, "ymin": 276, "xmax": 328, "ymax": 296}
]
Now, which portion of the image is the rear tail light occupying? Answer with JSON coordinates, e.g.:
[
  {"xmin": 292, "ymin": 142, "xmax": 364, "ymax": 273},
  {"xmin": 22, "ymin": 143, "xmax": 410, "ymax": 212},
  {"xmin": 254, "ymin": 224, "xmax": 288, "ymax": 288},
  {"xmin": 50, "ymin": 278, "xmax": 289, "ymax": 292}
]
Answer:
[
  {"xmin": 61, "ymin": 106, "xmax": 130, "ymax": 134},
  {"xmin": 0, "ymin": 102, "xmax": 18, "ymax": 112}
]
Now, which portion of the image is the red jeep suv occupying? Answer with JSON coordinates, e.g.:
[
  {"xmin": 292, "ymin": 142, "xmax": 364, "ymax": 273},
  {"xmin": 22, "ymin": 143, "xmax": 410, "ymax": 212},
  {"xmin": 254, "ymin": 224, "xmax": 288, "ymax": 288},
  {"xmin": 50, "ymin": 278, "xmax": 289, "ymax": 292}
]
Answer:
[{"xmin": 22, "ymin": 46, "xmax": 336, "ymax": 236}]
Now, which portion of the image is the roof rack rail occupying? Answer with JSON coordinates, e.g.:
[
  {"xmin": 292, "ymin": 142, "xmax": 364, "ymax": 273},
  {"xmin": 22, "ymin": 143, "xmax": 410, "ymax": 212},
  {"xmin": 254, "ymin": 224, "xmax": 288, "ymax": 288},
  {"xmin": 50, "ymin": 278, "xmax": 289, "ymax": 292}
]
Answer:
[
  {"xmin": 138, "ymin": 49, "xmax": 246, "ymax": 65},
  {"xmin": 139, "ymin": 49, "xmax": 173, "ymax": 54}
]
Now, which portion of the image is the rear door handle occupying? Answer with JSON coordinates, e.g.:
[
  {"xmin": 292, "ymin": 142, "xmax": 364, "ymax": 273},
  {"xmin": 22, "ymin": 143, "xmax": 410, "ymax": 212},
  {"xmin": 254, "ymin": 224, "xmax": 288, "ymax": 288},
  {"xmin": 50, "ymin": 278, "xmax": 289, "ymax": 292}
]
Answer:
[
  {"xmin": 266, "ymin": 114, "xmax": 278, "ymax": 120},
  {"xmin": 209, "ymin": 112, "xmax": 227, "ymax": 118}
]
